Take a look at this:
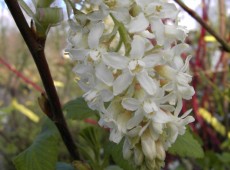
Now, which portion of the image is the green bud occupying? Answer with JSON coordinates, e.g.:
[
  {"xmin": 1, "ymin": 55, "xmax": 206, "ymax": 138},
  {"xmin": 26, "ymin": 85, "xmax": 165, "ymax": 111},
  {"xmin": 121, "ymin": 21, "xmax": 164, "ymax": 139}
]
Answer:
[
  {"xmin": 36, "ymin": 7, "xmax": 63, "ymax": 25},
  {"xmin": 129, "ymin": 3, "xmax": 141, "ymax": 17},
  {"xmin": 35, "ymin": 7, "xmax": 63, "ymax": 37},
  {"xmin": 36, "ymin": 0, "xmax": 55, "ymax": 8}
]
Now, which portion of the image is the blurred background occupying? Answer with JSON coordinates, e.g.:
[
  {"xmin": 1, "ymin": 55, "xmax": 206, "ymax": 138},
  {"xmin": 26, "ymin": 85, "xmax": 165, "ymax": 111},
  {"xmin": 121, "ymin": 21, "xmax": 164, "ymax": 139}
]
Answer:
[{"xmin": 0, "ymin": 0, "xmax": 229, "ymax": 169}]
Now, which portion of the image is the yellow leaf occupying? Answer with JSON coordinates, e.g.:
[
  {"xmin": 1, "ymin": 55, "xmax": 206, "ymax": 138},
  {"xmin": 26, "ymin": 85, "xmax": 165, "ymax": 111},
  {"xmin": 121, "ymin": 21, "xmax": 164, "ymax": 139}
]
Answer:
[
  {"xmin": 12, "ymin": 99, "xmax": 40, "ymax": 123},
  {"xmin": 204, "ymin": 35, "xmax": 216, "ymax": 42},
  {"xmin": 198, "ymin": 108, "xmax": 227, "ymax": 137},
  {"xmin": 53, "ymin": 80, "xmax": 64, "ymax": 87}
]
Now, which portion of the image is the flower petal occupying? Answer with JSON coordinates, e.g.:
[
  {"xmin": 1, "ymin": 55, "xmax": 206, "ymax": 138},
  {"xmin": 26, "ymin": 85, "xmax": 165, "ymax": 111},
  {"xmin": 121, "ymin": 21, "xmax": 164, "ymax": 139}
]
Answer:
[
  {"xmin": 88, "ymin": 22, "xmax": 104, "ymax": 49},
  {"xmin": 167, "ymin": 123, "xmax": 179, "ymax": 143},
  {"xmin": 95, "ymin": 63, "xmax": 114, "ymax": 86},
  {"xmin": 151, "ymin": 19, "xmax": 164, "ymax": 46},
  {"xmin": 173, "ymin": 43, "xmax": 190, "ymax": 56},
  {"xmin": 87, "ymin": 9, "xmax": 109, "ymax": 21},
  {"xmin": 152, "ymin": 109, "xmax": 171, "ymax": 123},
  {"xmin": 67, "ymin": 49, "xmax": 89, "ymax": 60},
  {"xmin": 123, "ymin": 139, "xmax": 132, "ymax": 159},
  {"xmin": 130, "ymin": 35, "xmax": 146, "ymax": 59},
  {"xmin": 143, "ymin": 100, "xmax": 158, "ymax": 114},
  {"xmin": 117, "ymin": 0, "xmax": 131, "ymax": 7},
  {"xmin": 111, "ymin": 8, "xmax": 131, "ymax": 24},
  {"xmin": 127, "ymin": 126, "xmax": 142, "ymax": 137},
  {"xmin": 150, "ymin": 122, "xmax": 163, "ymax": 135},
  {"xmin": 142, "ymin": 54, "xmax": 161, "ymax": 68},
  {"xmin": 156, "ymin": 141, "xmax": 166, "ymax": 160},
  {"xmin": 174, "ymin": 97, "xmax": 182, "ymax": 116},
  {"xmin": 154, "ymin": 65, "xmax": 176, "ymax": 80},
  {"xmin": 134, "ymin": 146, "xmax": 144, "ymax": 165},
  {"xmin": 180, "ymin": 116, "xmax": 195, "ymax": 127},
  {"xmin": 136, "ymin": 0, "xmax": 153, "ymax": 8},
  {"xmin": 127, "ymin": 109, "xmax": 144, "ymax": 129},
  {"xmin": 102, "ymin": 53, "xmax": 129, "ymax": 69},
  {"xmin": 100, "ymin": 89, "xmax": 114, "ymax": 102},
  {"xmin": 122, "ymin": 98, "xmax": 140, "ymax": 111},
  {"xmin": 180, "ymin": 55, "xmax": 192, "ymax": 72},
  {"xmin": 110, "ymin": 128, "xmax": 123, "ymax": 143},
  {"xmin": 113, "ymin": 71, "xmax": 133, "ymax": 95},
  {"xmin": 73, "ymin": 63, "xmax": 92, "ymax": 74},
  {"xmin": 181, "ymin": 109, "xmax": 192, "ymax": 119},
  {"xmin": 136, "ymin": 71, "xmax": 157, "ymax": 95},
  {"xmin": 160, "ymin": 105, "xmax": 175, "ymax": 112},
  {"xmin": 128, "ymin": 13, "xmax": 149, "ymax": 33}
]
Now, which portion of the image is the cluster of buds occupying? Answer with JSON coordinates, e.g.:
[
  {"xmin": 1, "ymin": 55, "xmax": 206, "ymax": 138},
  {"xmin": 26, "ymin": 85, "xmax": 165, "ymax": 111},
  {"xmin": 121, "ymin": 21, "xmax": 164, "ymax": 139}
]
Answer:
[{"xmin": 66, "ymin": 0, "xmax": 195, "ymax": 169}]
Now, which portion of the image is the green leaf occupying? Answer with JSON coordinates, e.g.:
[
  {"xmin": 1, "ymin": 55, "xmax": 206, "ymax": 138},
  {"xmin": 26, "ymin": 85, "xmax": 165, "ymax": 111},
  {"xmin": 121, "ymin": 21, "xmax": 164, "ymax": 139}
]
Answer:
[
  {"xmin": 77, "ymin": 126, "xmax": 106, "ymax": 169},
  {"xmin": 13, "ymin": 119, "xmax": 60, "ymax": 170},
  {"xmin": 18, "ymin": 0, "xmax": 35, "ymax": 17},
  {"xmin": 168, "ymin": 129, "xmax": 204, "ymax": 158},
  {"xmin": 106, "ymin": 140, "xmax": 135, "ymax": 170},
  {"xmin": 217, "ymin": 152, "xmax": 230, "ymax": 163},
  {"xmin": 56, "ymin": 162, "xmax": 75, "ymax": 170},
  {"xmin": 63, "ymin": 97, "xmax": 98, "ymax": 120}
]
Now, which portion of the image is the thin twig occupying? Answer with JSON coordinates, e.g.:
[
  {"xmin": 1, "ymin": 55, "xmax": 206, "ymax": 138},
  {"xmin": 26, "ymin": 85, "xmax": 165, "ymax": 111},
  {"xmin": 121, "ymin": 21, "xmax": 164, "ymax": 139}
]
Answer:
[
  {"xmin": 218, "ymin": 0, "xmax": 226, "ymax": 39},
  {"xmin": 174, "ymin": 0, "xmax": 230, "ymax": 52},
  {"xmin": 4, "ymin": 0, "xmax": 79, "ymax": 160},
  {"xmin": 0, "ymin": 57, "xmax": 43, "ymax": 92}
]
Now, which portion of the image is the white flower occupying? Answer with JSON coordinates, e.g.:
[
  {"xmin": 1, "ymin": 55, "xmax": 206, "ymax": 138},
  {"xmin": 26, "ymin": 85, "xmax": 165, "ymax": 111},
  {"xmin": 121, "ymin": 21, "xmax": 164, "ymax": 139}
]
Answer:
[
  {"xmin": 121, "ymin": 89, "xmax": 173, "ymax": 132},
  {"xmin": 154, "ymin": 55, "xmax": 195, "ymax": 116},
  {"xmin": 103, "ymin": 35, "xmax": 158, "ymax": 95},
  {"xmin": 99, "ymin": 99, "xmax": 132, "ymax": 143},
  {"xmin": 152, "ymin": 20, "xmax": 188, "ymax": 47},
  {"xmin": 66, "ymin": 0, "xmax": 195, "ymax": 169},
  {"xmin": 136, "ymin": 0, "xmax": 178, "ymax": 20},
  {"xmin": 75, "ymin": 72, "xmax": 113, "ymax": 111}
]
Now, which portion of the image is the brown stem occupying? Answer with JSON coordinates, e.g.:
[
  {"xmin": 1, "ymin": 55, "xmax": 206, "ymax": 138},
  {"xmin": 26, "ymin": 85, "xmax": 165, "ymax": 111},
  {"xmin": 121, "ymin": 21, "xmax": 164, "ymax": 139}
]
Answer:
[
  {"xmin": 174, "ymin": 0, "xmax": 230, "ymax": 52},
  {"xmin": 218, "ymin": 0, "xmax": 226, "ymax": 38},
  {"xmin": 4, "ymin": 0, "xmax": 79, "ymax": 160}
]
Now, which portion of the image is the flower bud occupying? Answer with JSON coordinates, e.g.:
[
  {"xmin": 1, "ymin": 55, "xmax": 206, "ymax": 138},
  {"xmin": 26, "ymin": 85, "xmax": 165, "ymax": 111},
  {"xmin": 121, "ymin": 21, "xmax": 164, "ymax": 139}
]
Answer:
[
  {"xmin": 129, "ymin": 3, "xmax": 141, "ymax": 17},
  {"xmin": 156, "ymin": 141, "xmax": 166, "ymax": 160},
  {"xmin": 141, "ymin": 129, "xmax": 156, "ymax": 160},
  {"xmin": 36, "ymin": 8, "xmax": 63, "ymax": 25},
  {"xmin": 123, "ymin": 139, "xmax": 132, "ymax": 159},
  {"xmin": 154, "ymin": 65, "xmax": 176, "ymax": 80},
  {"xmin": 36, "ymin": 0, "xmax": 55, "ymax": 8},
  {"xmin": 134, "ymin": 145, "xmax": 144, "ymax": 165}
]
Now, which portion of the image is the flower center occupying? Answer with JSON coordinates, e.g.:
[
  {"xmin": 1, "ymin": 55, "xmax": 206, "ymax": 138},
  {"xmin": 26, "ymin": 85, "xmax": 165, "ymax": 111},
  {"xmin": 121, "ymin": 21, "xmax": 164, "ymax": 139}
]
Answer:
[
  {"xmin": 155, "ymin": 5, "xmax": 163, "ymax": 13},
  {"xmin": 128, "ymin": 60, "xmax": 145, "ymax": 74},
  {"xmin": 104, "ymin": 0, "xmax": 117, "ymax": 8}
]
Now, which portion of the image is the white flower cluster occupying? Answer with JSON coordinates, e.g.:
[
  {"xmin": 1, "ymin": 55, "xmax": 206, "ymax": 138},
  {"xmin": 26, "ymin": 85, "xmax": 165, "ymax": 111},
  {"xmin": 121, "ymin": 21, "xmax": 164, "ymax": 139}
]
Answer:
[{"xmin": 66, "ymin": 0, "xmax": 195, "ymax": 169}]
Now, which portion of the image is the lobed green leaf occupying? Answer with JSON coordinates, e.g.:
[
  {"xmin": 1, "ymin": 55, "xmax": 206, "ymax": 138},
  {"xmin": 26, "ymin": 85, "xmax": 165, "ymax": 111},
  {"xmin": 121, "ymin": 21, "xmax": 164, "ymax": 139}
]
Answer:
[
  {"xmin": 13, "ymin": 119, "xmax": 60, "ymax": 170},
  {"xmin": 168, "ymin": 129, "xmax": 204, "ymax": 158},
  {"xmin": 63, "ymin": 97, "xmax": 98, "ymax": 120},
  {"xmin": 106, "ymin": 140, "xmax": 135, "ymax": 170}
]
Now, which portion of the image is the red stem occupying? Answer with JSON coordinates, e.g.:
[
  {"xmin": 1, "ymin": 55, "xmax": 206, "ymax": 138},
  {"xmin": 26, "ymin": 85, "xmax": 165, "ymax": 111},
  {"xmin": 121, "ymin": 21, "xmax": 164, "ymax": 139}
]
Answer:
[{"xmin": 0, "ymin": 57, "xmax": 43, "ymax": 93}]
